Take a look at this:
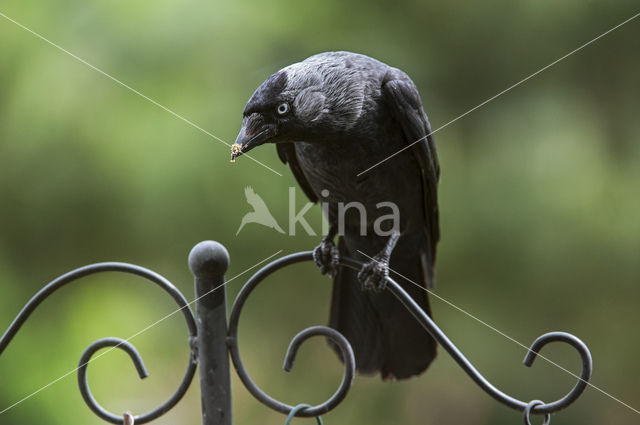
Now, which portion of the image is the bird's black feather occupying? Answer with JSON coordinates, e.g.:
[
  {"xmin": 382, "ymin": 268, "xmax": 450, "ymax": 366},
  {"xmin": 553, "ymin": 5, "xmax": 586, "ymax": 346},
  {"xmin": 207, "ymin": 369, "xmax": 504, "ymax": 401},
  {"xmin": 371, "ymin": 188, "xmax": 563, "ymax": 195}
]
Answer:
[
  {"xmin": 276, "ymin": 143, "xmax": 318, "ymax": 203},
  {"xmin": 382, "ymin": 73, "xmax": 440, "ymax": 287}
]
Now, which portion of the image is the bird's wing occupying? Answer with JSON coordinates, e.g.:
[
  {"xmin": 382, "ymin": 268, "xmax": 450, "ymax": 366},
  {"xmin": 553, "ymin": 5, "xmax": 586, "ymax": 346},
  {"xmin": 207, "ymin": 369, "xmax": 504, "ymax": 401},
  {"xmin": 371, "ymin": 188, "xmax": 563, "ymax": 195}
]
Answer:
[
  {"xmin": 276, "ymin": 143, "xmax": 319, "ymax": 203},
  {"xmin": 382, "ymin": 74, "xmax": 440, "ymax": 287}
]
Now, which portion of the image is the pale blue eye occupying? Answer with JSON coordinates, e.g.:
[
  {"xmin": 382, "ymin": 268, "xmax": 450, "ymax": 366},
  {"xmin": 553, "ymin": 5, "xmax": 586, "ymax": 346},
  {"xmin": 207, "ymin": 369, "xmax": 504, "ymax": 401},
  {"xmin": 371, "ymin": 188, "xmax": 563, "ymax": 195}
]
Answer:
[{"xmin": 277, "ymin": 103, "xmax": 289, "ymax": 115}]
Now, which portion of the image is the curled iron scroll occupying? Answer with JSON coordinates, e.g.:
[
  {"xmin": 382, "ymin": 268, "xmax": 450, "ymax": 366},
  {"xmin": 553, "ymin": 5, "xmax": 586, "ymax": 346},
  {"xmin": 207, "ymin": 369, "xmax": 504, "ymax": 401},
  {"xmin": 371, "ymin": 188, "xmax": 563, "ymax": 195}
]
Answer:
[
  {"xmin": 227, "ymin": 253, "xmax": 356, "ymax": 418},
  {"xmin": 230, "ymin": 251, "xmax": 592, "ymax": 419},
  {"xmin": 0, "ymin": 262, "xmax": 198, "ymax": 425},
  {"xmin": 337, "ymin": 253, "xmax": 592, "ymax": 416}
]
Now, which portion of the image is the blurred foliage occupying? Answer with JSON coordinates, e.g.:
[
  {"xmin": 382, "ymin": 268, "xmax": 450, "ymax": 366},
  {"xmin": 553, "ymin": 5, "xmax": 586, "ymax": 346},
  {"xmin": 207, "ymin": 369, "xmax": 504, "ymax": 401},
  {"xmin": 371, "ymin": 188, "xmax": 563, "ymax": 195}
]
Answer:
[{"xmin": 0, "ymin": 1, "xmax": 639, "ymax": 425}]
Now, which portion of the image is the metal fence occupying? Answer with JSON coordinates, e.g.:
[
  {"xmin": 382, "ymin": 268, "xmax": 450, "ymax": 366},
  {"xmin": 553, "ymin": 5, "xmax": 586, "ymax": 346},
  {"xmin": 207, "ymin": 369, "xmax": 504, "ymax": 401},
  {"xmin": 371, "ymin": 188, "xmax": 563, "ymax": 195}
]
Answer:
[{"xmin": 0, "ymin": 240, "xmax": 593, "ymax": 425}]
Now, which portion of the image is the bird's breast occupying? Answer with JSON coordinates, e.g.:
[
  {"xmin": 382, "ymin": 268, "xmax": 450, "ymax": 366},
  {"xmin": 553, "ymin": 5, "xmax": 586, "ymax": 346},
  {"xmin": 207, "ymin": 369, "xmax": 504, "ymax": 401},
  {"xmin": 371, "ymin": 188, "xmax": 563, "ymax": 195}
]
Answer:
[
  {"xmin": 294, "ymin": 137, "xmax": 423, "ymax": 232},
  {"xmin": 294, "ymin": 140, "xmax": 369, "ymax": 200}
]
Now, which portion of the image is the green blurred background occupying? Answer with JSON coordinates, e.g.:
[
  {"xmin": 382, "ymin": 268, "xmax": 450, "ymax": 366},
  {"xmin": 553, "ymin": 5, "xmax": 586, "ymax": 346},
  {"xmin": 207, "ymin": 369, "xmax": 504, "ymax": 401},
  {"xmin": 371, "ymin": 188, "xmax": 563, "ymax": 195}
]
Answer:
[{"xmin": 1, "ymin": 1, "xmax": 639, "ymax": 424}]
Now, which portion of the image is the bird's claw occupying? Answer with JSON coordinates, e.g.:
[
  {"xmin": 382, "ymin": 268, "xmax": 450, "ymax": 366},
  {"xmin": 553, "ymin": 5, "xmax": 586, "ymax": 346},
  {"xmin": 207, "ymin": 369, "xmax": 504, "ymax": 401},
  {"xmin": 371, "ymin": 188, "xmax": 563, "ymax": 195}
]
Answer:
[
  {"xmin": 358, "ymin": 255, "xmax": 389, "ymax": 292},
  {"xmin": 313, "ymin": 238, "xmax": 340, "ymax": 278}
]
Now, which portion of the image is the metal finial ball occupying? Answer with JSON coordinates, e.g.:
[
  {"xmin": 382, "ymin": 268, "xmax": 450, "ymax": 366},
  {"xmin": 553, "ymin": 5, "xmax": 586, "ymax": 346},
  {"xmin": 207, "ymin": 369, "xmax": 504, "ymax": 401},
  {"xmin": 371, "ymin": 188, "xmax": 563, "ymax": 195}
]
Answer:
[{"xmin": 188, "ymin": 241, "xmax": 230, "ymax": 277}]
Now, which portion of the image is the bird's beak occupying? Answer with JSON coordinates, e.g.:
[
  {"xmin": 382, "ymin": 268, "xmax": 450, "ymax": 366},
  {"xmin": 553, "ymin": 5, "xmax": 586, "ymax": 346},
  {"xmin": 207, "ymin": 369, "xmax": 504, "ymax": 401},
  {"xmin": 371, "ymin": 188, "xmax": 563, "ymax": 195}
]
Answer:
[{"xmin": 231, "ymin": 117, "xmax": 275, "ymax": 162}]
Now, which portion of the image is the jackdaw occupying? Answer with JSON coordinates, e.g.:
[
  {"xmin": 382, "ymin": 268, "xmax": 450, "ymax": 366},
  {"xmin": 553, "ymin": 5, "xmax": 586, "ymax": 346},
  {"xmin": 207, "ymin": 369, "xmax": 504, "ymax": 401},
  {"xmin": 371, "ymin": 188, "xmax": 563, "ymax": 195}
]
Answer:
[{"xmin": 232, "ymin": 51, "xmax": 440, "ymax": 379}]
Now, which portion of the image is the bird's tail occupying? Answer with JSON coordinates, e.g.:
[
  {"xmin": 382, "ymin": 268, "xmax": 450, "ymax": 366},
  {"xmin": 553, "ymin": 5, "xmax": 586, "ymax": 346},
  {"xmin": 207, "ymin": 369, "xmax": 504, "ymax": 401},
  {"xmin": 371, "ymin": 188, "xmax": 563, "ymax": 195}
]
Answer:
[{"xmin": 328, "ymin": 238, "xmax": 437, "ymax": 380}]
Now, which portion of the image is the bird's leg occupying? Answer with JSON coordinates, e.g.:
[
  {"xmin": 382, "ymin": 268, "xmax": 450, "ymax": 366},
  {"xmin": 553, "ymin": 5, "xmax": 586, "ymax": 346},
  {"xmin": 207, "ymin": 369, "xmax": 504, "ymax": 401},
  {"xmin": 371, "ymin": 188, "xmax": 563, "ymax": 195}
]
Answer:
[
  {"xmin": 313, "ymin": 224, "xmax": 340, "ymax": 278},
  {"xmin": 358, "ymin": 231, "xmax": 400, "ymax": 292}
]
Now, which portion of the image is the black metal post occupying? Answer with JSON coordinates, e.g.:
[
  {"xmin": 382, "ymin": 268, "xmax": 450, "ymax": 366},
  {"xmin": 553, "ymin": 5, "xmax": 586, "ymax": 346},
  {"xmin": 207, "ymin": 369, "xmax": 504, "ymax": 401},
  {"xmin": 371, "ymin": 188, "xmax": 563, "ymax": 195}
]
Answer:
[{"xmin": 189, "ymin": 241, "xmax": 232, "ymax": 425}]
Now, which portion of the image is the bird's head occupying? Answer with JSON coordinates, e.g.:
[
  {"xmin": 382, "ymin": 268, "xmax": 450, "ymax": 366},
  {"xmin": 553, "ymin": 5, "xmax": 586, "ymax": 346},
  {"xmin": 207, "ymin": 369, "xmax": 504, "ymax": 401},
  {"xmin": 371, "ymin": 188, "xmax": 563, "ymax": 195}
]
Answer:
[{"xmin": 231, "ymin": 56, "xmax": 365, "ymax": 161}]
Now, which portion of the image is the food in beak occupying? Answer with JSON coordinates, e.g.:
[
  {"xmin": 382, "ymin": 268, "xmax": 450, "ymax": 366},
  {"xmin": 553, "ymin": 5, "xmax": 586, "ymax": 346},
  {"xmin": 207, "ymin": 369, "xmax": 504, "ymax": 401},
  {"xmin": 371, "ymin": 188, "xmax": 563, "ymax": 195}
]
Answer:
[{"xmin": 230, "ymin": 143, "xmax": 243, "ymax": 162}]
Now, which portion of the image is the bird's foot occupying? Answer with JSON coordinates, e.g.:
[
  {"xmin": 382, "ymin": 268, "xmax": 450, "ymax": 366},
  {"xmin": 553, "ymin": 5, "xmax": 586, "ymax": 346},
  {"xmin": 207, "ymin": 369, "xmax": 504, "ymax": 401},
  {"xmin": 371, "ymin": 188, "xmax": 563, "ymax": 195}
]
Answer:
[
  {"xmin": 358, "ymin": 255, "xmax": 390, "ymax": 292},
  {"xmin": 313, "ymin": 238, "xmax": 340, "ymax": 278}
]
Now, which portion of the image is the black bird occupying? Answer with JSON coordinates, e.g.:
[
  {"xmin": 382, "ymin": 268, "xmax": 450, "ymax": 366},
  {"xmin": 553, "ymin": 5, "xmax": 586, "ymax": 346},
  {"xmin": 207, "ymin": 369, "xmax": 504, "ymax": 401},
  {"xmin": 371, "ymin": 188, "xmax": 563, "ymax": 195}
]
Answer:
[{"xmin": 232, "ymin": 51, "xmax": 440, "ymax": 379}]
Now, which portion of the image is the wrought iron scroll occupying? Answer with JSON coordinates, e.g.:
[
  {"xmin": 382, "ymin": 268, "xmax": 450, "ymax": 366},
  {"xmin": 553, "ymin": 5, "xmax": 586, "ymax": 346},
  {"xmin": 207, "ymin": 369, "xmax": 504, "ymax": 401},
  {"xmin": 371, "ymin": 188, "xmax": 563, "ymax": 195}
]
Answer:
[
  {"xmin": 226, "ymin": 251, "xmax": 356, "ymax": 418},
  {"xmin": 228, "ymin": 251, "xmax": 593, "ymax": 421},
  {"xmin": 0, "ymin": 262, "xmax": 198, "ymax": 425}
]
